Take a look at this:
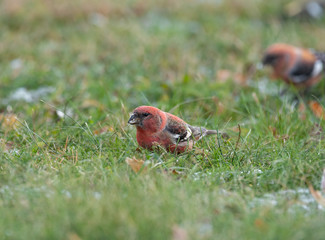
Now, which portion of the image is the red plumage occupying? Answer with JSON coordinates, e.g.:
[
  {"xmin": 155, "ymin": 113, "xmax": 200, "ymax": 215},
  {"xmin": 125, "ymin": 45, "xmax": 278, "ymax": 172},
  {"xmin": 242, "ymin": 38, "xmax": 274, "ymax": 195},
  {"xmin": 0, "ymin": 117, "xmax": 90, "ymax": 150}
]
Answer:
[
  {"xmin": 262, "ymin": 43, "xmax": 324, "ymax": 88},
  {"xmin": 128, "ymin": 106, "xmax": 218, "ymax": 153}
]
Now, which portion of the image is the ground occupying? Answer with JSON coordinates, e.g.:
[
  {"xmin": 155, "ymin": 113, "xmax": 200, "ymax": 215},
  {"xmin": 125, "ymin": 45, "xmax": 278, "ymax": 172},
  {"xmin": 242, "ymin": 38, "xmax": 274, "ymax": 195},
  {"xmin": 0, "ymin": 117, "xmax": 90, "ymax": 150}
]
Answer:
[{"xmin": 1, "ymin": 0, "xmax": 325, "ymax": 239}]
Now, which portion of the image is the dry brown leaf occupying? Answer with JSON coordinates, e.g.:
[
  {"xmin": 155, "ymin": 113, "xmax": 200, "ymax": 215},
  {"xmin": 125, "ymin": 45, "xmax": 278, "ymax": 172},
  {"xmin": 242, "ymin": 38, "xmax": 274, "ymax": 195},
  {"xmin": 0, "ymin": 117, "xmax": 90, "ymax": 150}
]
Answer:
[
  {"xmin": 125, "ymin": 157, "xmax": 147, "ymax": 173},
  {"xmin": 172, "ymin": 225, "xmax": 188, "ymax": 240},
  {"xmin": 309, "ymin": 101, "xmax": 325, "ymax": 119},
  {"xmin": 308, "ymin": 183, "xmax": 325, "ymax": 207},
  {"xmin": 0, "ymin": 113, "xmax": 19, "ymax": 130}
]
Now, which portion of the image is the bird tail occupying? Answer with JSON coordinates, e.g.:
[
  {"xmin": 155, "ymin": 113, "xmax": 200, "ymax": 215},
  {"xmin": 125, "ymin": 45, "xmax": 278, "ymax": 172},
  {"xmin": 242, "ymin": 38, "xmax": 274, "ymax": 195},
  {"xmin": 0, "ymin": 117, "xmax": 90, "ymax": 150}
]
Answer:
[
  {"xmin": 205, "ymin": 129, "xmax": 218, "ymax": 135},
  {"xmin": 190, "ymin": 126, "xmax": 228, "ymax": 140},
  {"xmin": 206, "ymin": 129, "xmax": 230, "ymax": 140}
]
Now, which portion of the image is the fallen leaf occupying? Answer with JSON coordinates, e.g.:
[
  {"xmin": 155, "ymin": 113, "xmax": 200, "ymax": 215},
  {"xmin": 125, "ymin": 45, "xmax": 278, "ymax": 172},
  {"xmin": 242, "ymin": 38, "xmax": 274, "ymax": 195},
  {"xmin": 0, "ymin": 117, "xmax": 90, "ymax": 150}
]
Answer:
[
  {"xmin": 308, "ymin": 182, "xmax": 325, "ymax": 207},
  {"xmin": 309, "ymin": 101, "xmax": 325, "ymax": 119},
  {"xmin": 125, "ymin": 157, "xmax": 147, "ymax": 173},
  {"xmin": 172, "ymin": 225, "xmax": 188, "ymax": 240}
]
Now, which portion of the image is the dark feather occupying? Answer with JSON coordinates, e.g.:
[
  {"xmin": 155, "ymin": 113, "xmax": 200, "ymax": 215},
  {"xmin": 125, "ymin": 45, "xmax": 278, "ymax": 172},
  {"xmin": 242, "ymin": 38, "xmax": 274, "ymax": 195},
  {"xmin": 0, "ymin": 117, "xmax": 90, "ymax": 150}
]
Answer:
[
  {"xmin": 288, "ymin": 61, "xmax": 314, "ymax": 83},
  {"xmin": 165, "ymin": 120, "xmax": 190, "ymax": 143}
]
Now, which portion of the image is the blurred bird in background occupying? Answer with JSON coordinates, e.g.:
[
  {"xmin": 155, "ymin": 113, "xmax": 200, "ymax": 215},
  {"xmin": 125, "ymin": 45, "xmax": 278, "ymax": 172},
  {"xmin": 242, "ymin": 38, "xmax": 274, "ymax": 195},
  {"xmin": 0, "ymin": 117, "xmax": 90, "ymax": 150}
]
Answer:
[
  {"xmin": 284, "ymin": 1, "xmax": 325, "ymax": 20},
  {"xmin": 262, "ymin": 43, "xmax": 325, "ymax": 89}
]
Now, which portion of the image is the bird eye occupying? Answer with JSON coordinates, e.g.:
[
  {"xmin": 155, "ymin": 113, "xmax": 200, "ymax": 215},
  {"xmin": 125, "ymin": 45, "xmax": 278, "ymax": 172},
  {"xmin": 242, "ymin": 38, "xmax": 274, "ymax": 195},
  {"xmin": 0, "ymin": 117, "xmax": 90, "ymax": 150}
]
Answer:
[{"xmin": 142, "ymin": 113, "xmax": 150, "ymax": 117}]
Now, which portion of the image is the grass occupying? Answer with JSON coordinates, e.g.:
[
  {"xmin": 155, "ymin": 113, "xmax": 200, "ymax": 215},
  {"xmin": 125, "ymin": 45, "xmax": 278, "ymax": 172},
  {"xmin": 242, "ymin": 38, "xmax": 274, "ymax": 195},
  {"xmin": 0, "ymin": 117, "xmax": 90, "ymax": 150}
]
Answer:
[{"xmin": 1, "ymin": 0, "xmax": 325, "ymax": 239}]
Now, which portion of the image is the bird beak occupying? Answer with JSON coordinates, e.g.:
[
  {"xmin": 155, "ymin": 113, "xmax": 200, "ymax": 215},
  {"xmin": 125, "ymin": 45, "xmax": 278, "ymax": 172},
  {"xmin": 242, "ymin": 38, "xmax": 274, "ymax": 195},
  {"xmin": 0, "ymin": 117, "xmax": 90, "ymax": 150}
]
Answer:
[{"xmin": 128, "ymin": 113, "xmax": 140, "ymax": 125}]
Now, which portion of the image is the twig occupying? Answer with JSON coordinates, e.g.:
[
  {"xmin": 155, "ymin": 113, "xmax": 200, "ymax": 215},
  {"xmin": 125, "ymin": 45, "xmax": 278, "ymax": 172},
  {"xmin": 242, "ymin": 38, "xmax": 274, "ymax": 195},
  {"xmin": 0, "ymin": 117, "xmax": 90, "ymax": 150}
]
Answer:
[
  {"xmin": 64, "ymin": 136, "xmax": 69, "ymax": 152},
  {"xmin": 308, "ymin": 182, "xmax": 325, "ymax": 207},
  {"xmin": 235, "ymin": 124, "xmax": 241, "ymax": 151}
]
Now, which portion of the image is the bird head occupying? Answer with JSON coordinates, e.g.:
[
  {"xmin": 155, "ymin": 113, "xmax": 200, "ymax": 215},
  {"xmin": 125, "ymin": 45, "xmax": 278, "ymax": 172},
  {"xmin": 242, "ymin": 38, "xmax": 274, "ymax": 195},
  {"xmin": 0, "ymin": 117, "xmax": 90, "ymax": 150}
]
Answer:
[
  {"xmin": 128, "ymin": 106, "xmax": 165, "ymax": 132},
  {"xmin": 262, "ymin": 43, "xmax": 292, "ymax": 67}
]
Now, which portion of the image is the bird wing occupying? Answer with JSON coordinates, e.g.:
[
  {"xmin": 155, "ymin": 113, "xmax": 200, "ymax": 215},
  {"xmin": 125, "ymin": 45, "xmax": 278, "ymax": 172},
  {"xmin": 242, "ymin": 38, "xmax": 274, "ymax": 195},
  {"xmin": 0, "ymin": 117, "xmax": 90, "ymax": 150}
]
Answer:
[
  {"xmin": 164, "ymin": 114, "xmax": 193, "ymax": 144},
  {"xmin": 288, "ymin": 60, "xmax": 315, "ymax": 83},
  {"xmin": 164, "ymin": 113, "xmax": 218, "ymax": 144}
]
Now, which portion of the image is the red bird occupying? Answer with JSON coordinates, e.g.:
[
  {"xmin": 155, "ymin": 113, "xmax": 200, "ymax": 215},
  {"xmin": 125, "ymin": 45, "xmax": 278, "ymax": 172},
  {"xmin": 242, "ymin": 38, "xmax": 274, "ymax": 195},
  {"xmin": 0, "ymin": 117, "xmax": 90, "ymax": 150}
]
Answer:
[
  {"xmin": 262, "ymin": 43, "xmax": 324, "ymax": 88},
  {"xmin": 128, "ymin": 106, "xmax": 218, "ymax": 153}
]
